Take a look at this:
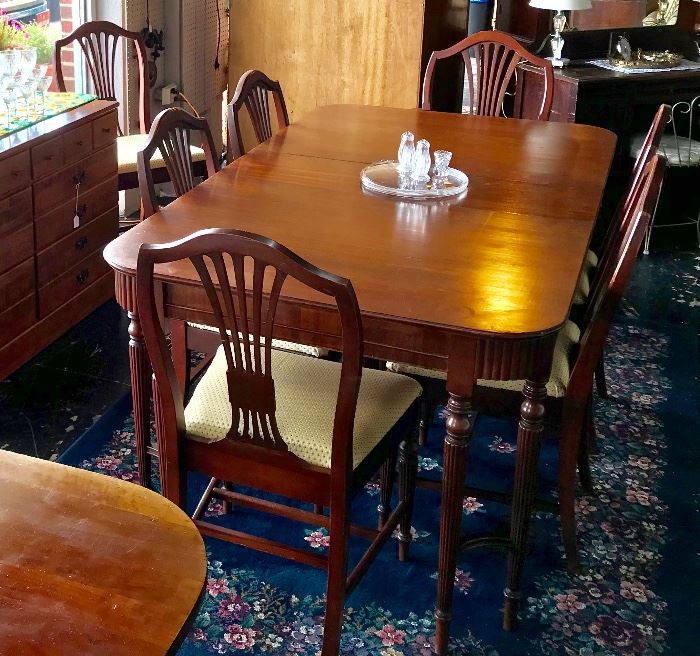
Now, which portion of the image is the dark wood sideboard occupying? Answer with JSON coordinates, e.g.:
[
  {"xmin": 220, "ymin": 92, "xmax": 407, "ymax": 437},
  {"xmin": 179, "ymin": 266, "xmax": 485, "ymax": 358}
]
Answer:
[
  {"xmin": 0, "ymin": 100, "xmax": 118, "ymax": 380},
  {"xmin": 515, "ymin": 26, "xmax": 700, "ymax": 229}
]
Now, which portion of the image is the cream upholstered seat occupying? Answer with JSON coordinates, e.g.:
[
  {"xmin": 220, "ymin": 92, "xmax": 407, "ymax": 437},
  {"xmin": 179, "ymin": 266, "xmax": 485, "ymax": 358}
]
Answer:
[
  {"xmin": 573, "ymin": 249, "xmax": 599, "ymax": 305},
  {"xmin": 117, "ymin": 133, "xmax": 206, "ymax": 175},
  {"xmin": 187, "ymin": 322, "xmax": 328, "ymax": 358},
  {"xmin": 387, "ymin": 319, "xmax": 580, "ymax": 398},
  {"xmin": 185, "ymin": 347, "xmax": 421, "ymax": 469}
]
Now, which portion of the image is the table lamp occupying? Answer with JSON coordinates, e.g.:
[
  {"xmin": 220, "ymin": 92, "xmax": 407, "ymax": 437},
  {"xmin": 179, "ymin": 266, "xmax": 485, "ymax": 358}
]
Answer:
[{"xmin": 529, "ymin": 0, "xmax": 592, "ymax": 67}]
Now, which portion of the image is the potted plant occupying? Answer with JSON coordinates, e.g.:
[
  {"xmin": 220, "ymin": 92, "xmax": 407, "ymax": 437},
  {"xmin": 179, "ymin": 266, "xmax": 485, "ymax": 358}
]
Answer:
[
  {"xmin": 23, "ymin": 22, "xmax": 56, "ymax": 67},
  {"xmin": 0, "ymin": 9, "xmax": 27, "ymax": 51}
]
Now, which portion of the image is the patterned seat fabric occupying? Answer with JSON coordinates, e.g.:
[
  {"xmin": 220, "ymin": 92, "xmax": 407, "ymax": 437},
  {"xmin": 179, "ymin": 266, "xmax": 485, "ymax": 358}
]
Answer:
[
  {"xmin": 117, "ymin": 133, "xmax": 206, "ymax": 175},
  {"xmin": 630, "ymin": 133, "xmax": 700, "ymax": 167},
  {"xmin": 387, "ymin": 319, "xmax": 581, "ymax": 399},
  {"xmin": 187, "ymin": 322, "xmax": 328, "ymax": 358},
  {"xmin": 185, "ymin": 347, "xmax": 422, "ymax": 469},
  {"xmin": 573, "ymin": 249, "xmax": 599, "ymax": 305}
]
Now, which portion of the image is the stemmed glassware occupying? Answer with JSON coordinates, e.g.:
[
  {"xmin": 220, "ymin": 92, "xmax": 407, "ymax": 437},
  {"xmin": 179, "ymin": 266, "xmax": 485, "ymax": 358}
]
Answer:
[
  {"xmin": 16, "ymin": 48, "xmax": 37, "ymax": 80},
  {"xmin": 34, "ymin": 74, "xmax": 52, "ymax": 115},
  {"xmin": 19, "ymin": 77, "xmax": 37, "ymax": 120},
  {"xmin": 0, "ymin": 76, "xmax": 18, "ymax": 127}
]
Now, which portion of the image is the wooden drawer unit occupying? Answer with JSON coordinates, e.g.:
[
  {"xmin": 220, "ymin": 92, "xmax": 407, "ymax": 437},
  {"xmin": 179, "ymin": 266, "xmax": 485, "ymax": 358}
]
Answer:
[
  {"xmin": 34, "ymin": 143, "xmax": 117, "ymax": 216},
  {"xmin": 37, "ymin": 206, "xmax": 118, "ymax": 286},
  {"xmin": 93, "ymin": 112, "xmax": 118, "ymax": 150},
  {"xmin": 0, "ymin": 294, "xmax": 36, "ymax": 348},
  {"xmin": 0, "ymin": 187, "xmax": 33, "ymax": 275},
  {"xmin": 35, "ymin": 178, "xmax": 118, "ymax": 250},
  {"xmin": 0, "ymin": 99, "xmax": 118, "ymax": 380},
  {"xmin": 0, "ymin": 149, "xmax": 31, "ymax": 196},
  {"xmin": 39, "ymin": 249, "xmax": 111, "ymax": 318},
  {"xmin": 0, "ymin": 259, "xmax": 34, "ymax": 312}
]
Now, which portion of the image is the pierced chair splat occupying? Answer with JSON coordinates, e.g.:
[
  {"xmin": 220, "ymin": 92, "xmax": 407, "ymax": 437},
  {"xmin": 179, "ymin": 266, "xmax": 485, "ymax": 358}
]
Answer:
[
  {"xmin": 227, "ymin": 69, "xmax": 290, "ymax": 161},
  {"xmin": 136, "ymin": 228, "xmax": 422, "ymax": 656},
  {"xmin": 422, "ymin": 30, "xmax": 554, "ymax": 121}
]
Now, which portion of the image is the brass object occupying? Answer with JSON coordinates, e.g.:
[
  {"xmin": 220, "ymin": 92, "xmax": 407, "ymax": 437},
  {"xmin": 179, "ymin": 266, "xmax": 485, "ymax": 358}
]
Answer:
[{"xmin": 609, "ymin": 48, "xmax": 684, "ymax": 69}]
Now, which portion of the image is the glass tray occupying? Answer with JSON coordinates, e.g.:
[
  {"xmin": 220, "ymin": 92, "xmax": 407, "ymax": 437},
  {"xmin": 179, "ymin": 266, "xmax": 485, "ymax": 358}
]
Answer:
[{"xmin": 360, "ymin": 160, "xmax": 469, "ymax": 199}]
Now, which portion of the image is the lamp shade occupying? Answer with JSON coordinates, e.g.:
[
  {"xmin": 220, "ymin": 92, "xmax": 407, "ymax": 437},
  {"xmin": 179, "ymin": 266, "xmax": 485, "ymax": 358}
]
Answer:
[{"xmin": 529, "ymin": 0, "xmax": 592, "ymax": 8}]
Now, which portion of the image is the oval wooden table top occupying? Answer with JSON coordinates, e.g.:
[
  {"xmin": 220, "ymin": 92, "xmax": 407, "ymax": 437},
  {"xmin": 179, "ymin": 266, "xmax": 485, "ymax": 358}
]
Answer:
[
  {"xmin": 104, "ymin": 104, "xmax": 616, "ymax": 339},
  {"xmin": 0, "ymin": 450, "xmax": 206, "ymax": 655}
]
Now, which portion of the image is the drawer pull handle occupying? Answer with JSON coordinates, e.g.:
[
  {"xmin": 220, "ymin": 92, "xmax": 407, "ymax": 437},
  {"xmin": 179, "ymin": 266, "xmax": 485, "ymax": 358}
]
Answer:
[
  {"xmin": 76, "ymin": 270, "xmax": 89, "ymax": 285},
  {"xmin": 102, "ymin": 127, "xmax": 111, "ymax": 133},
  {"xmin": 44, "ymin": 155, "xmax": 53, "ymax": 161},
  {"xmin": 72, "ymin": 170, "xmax": 86, "ymax": 185},
  {"xmin": 10, "ymin": 170, "xmax": 19, "ymax": 177},
  {"xmin": 76, "ymin": 140, "xmax": 84, "ymax": 147},
  {"xmin": 75, "ymin": 236, "xmax": 88, "ymax": 250}
]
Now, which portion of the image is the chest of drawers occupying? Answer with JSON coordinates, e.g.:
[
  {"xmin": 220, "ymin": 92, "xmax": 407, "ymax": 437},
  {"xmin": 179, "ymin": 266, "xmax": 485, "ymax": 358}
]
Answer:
[{"xmin": 0, "ymin": 100, "xmax": 119, "ymax": 379}]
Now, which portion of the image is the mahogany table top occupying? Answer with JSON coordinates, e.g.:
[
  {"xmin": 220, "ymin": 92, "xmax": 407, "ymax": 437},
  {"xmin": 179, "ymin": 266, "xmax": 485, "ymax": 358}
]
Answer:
[
  {"xmin": 0, "ymin": 450, "xmax": 206, "ymax": 655},
  {"xmin": 104, "ymin": 105, "xmax": 616, "ymax": 338}
]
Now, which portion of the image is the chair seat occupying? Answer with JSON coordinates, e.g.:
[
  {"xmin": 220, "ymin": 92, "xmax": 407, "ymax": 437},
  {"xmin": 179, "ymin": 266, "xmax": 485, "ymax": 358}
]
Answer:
[
  {"xmin": 387, "ymin": 319, "xmax": 580, "ymax": 398},
  {"xmin": 630, "ymin": 133, "xmax": 700, "ymax": 167},
  {"xmin": 117, "ymin": 133, "xmax": 206, "ymax": 175},
  {"xmin": 573, "ymin": 249, "xmax": 599, "ymax": 305},
  {"xmin": 187, "ymin": 321, "xmax": 328, "ymax": 358},
  {"xmin": 185, "ymin": 346, "xmax": 421, "ymax": 469}
]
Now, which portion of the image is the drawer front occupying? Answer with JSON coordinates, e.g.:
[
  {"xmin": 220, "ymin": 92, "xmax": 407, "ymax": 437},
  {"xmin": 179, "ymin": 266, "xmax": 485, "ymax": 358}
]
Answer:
[
  {"xmin": 31, "ymin": 135, "xmax": 63, "ymax": 179},
  {"xmin": 0, "ymin": 188, "xmax": 33, "ymax": 275},
  {"xmin": 93, "ymin": 111, "xmax": 118, "ymax": 150},
  {"xmin": 39, "ymin": 250, "xmax": 110, "ymax": 318},
  {"xmin": 0, "ymin": 150, "xmax": 31, "ymax": 197},
  {"xmin": 35, "ymin": 177, "xmax": 118, "ymax": 250},
  {"xmin": 34, "ymin": 144, "xmax": 117, "ymax": 215},
  {"xmin": 0, "ymin": 258, "xmax": 34, "ymax": 312},
  {"xmin": 37, "ymin": 206, "xmax": 117, "ymax": 286},
  {"xmin": 63, "ymin": 122, "xmax": 94, "ymax": 166},
  {"xmin": 0, "ymin": 294, "xmax": 35, "ymax": 348}
]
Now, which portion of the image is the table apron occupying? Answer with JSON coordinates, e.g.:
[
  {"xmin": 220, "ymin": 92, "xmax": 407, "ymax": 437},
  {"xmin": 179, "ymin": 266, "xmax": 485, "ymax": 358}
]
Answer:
[{"xmin": 115, "ymin": 272, "xmax": 558, "ymax": 383}]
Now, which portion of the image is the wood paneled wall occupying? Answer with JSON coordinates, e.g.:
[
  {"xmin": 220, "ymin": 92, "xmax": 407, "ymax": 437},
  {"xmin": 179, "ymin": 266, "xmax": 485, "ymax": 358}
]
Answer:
[{"xmin": 228, "ymin": 0, "xmax": 466, "ymax": 123}]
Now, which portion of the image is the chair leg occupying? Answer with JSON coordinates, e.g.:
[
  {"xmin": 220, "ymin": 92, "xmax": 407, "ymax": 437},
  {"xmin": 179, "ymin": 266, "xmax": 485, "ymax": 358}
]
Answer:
[
  {"xmin": 377, "ymin": 450, "xmax": 397, "ymax": 530},
  {"xmin": 418, "ymin": 397, "xmax": 432, "ymax": 447},
  {"xmin": 397, "ymin": 431, "xmax": 419, "ymax": 562},
  {"xmin": 594, "ymin": 351, "xmax": 608, "ymax": 399},
  {"xmin": 322, "ymin": 515, "xmax": 348, "ymax": 656}
]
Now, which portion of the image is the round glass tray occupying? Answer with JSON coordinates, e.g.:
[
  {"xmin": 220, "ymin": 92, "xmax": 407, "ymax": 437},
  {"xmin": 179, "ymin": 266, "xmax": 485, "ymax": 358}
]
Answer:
[{"xmin": 361, "ymin": 160, "xmax": 469, "ymax": 199}]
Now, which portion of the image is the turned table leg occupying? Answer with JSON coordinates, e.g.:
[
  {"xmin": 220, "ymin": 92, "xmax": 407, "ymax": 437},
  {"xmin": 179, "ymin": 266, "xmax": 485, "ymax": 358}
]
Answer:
[
  {"xmin": 128, "ymin": 310, "xmax": 152, "ymax": 488},
  {"xmin": 435, "ymin": 392, "xmax": 471, "ymax": 655},
  {"xmin": 503, "ymin": 379, "xmax": 546, "ymax": 631}
]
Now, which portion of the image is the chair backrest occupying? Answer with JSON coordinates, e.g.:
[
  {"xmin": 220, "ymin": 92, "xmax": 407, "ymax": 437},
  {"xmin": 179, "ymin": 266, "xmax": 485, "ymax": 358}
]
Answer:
[
  {"xmin": 55, "ymin": 20, "xmax": 150, "ymax": 135},
  {"xmin": 422, "ymin": 30, "xmax": 554, "ymax": 121},
  {"xmin": 596, "ymin": 104, "xmax": 669, "ymax": 276},
  {"xmin": 569, "ymin": 155, "xmax": 666, "ymax": 400},
  {"xmin": 227, "ymin": 69, "xmax": 290, "ymax": 160},
  {"xmin": 137, "ymin": 108, "xmax": 219, "ymax": 218},
  {"xmin": 660, "ymin": 95, "xmax": 700, "ymax": 166},
  {"xmin": 136, "ymin": 229, "xmax": 363, "ymax": 472}
]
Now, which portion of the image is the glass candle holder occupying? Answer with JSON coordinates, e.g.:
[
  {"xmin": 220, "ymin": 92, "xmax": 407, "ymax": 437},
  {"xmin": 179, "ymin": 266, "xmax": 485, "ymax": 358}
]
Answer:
[{"xmin": 432, "ymin": 150, "xmax": 452, "ymax": 187}]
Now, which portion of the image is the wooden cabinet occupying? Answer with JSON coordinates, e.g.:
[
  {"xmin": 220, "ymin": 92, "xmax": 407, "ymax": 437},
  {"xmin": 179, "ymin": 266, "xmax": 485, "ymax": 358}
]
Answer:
[
  {"xmin": 0, "ymin": 100, "xmax": 119, "ymax": 380},
  {"xmin": 228, "ymin": 0, "xmax": 470, "ymax": 126}
]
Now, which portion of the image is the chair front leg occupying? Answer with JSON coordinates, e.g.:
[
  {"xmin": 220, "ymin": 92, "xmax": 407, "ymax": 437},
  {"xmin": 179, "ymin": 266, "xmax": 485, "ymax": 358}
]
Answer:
[
  {"xmin": 377, "ymin": 449, "xmax": 397, "ymax": 530},
  {"xmin": 398, "ymin": 429, "xmax": 419, "ymax": 562},
  {"xmin": 322, "ymin": 500, "xmax": 349, "ymax": 656}
]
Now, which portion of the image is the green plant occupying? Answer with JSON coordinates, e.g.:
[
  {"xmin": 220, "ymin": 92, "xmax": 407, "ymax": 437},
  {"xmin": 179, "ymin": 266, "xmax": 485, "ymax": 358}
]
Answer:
[
  {"xmin": 23, "ymin": 22, "xmax": 57, "ymax": 64},
  {"xmin": 0, "ymin": 10, "xmax": 28, "ymax": 51}
]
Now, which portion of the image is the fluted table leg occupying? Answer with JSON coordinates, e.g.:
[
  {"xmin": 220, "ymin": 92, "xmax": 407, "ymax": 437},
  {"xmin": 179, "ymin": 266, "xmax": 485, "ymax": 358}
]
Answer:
[
  {"xmin": 435, "ymin": 393, "xmax": 471, "ymax": 655},
  {"xmin": 128, "ymin": 310, "xmax": 152, "ymax": 488},
  {"xmin": 503, "ymin": 379, "xmax": 546, "ymax": 630}
]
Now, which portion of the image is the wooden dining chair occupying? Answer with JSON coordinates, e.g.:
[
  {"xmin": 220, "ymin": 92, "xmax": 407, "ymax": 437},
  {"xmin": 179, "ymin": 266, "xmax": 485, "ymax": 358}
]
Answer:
[
  {"xmin": 388, "ymin": 155, "xmax": 665, "ymax": 576},
  {"xmin": 422, "ymin": 30, "xmax": 554, "ymax": 121},
  {"xmin": 227, "ymin": 69, "xmax": 289, "ymax": 160},
  {"xmin": 573, "ymin": 104, "xmax": 670, "ymax": 399},
  {"xmin": 55, "ymin": 21, "xmax": 208, "ymax": 227},
  {"xmin": 136, "ymin": 228, "xmax": 421, "ymax": 656}
]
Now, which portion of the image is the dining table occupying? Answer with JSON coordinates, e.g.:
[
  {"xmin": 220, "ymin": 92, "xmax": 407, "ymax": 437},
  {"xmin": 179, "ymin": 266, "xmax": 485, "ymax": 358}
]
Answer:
[
  {"xmin": 0, "ymin": 449, "xmax": 207, "ymax": 655},
  {"xmin": 103, "ymin": 103, "xmax": 616, "ymax": 653}
]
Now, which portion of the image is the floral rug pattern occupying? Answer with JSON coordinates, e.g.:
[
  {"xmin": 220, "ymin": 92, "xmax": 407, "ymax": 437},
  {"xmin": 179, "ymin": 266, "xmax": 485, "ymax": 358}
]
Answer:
[{"xmin": 66, "ymin": 320, "xmax": 693, "ymax": 655}]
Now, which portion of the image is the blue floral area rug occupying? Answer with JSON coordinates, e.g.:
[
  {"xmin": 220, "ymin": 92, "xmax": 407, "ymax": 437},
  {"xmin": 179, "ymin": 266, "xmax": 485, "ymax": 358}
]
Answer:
[{"xmin": 59, "ymin": 320, "xmax": 699, "ymax": 655}]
